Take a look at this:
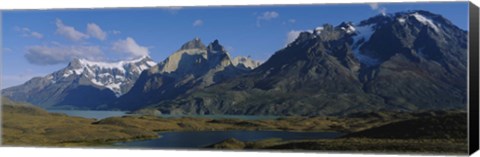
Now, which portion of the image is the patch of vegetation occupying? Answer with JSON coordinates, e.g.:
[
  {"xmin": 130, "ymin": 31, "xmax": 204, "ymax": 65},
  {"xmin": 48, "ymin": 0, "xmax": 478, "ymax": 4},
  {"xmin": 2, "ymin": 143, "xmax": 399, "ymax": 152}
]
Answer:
[
  {"xmin": 2, "ymin": 97, "xmax": 158, "ymax": 147},
  {"xmin": 342, "ymin": 111, "xmax": 467, "ymax": 139},
  {"xmin": 208, "ymin": 138, "xmax": 466, "ymax": 154},
  {"xmin": 207, "ymin": 111, "xmax": 468, "ymax": 154},
  {"xmin": 2, "ymin": 96, "xmax": 468, "ymax": 154}
]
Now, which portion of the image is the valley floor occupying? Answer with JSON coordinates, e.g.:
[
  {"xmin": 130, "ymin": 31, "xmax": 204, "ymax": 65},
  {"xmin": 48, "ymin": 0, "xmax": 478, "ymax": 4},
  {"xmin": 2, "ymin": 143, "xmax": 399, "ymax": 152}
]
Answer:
[{"xmin": 1, "ymin": 98, "xmax": 467, "ymax": 154}]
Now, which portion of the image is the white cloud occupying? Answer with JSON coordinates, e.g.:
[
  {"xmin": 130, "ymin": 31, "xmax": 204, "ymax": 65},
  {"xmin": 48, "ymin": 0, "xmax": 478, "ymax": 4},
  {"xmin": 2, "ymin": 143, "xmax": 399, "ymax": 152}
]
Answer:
[
  {"xmin": 30, "ymin": 32, "xmax": 44, "ymax": 39},
  {"xmin": 55, "ymin": 19, "xmax": 89, "ymax": 42},
  {"xmin": 368, "ymin": 3, "xmax": 387, "ymax": 16},
  {"xmin": 193, "ymin": 19, "xmax": 204, "ymax": 27},
  {"xmin": 285, "ymin": 29, "xmax": 315, "ymax": 46},
  {"xmin": 25, "ymin": 44, "xmax": 103, "ymax": 65},
  {"xmin": 87, "ymin": 23, "xmax": 107, "ymax": 41},
  {"xmin": 112, "ymin": 37, "xmax": 149, "ymax": 58},
  {"xmin": 257, "ymin": 11, "xmax": 279, "ymax": 20},
  {"xmin": 285, "ymin": 30, "xmax": 303, "ymax": 46},
  {"xmin": 369, "ymin": 3, "xmax": 379, "ymax": 10},
  {"xmin": 14, "ymin": 27, "xmax": 43, "ymax": 39},
  {"xmin": 256, "ymin": 11, "xmax": 279, "ymax": 27},
  {"xmin": 379, "ymin": 8, "xmax": 387, "ymax": 16}
]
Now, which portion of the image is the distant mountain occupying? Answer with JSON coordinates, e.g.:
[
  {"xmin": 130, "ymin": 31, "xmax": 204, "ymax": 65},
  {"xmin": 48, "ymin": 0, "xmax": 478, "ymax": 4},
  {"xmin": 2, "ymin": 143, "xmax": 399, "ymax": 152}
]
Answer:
[
  {"xmin": 146, "ymin": 10, "xmax": 467, "ymax": 116},
  {"xmin": 2, "ymin": 56, "xmax": 156, "ymax": 109},
  {"xmin": 232, "ymin": 56, "xmax": 261, "ymax": 70},
  {"xmin": 109, "ymin": 38, "xmax": 256, "ymax": 110}
]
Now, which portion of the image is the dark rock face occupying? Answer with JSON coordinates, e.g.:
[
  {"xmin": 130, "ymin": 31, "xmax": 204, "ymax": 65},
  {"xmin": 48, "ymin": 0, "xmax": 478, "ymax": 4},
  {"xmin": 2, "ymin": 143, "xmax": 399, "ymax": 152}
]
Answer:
[
  {"xmin": 148, "ymin": 11, "xmax": 467, "ymax": 116},
  {"xmin": 2, "ymin": 57, "xmax": 156, "ymax": 109},
  {"xmin": 109, "ymin": 39, "xmax": 251, "ymax": 111}
]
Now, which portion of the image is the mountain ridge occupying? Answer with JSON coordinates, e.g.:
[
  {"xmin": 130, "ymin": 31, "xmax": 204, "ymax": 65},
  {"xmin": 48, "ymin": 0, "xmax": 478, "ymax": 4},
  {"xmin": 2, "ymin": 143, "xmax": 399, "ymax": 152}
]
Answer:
[
  {"xmin": 2, "ymin": 56, "xmax": 156, "ymax": 109},
  {"xmin": 143, "ymin": 10, "xmax": 467, "ymax": 116},
  {"xmin": 109, "ymin": 38, "xmax": 260, "ymax": 111}
]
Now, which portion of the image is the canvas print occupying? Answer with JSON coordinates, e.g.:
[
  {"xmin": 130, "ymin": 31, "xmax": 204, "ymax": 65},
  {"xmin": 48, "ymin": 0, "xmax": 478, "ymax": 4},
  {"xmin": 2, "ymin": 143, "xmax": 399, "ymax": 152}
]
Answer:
[{"xmin": 1, "ymin": 1, "xmax": 475, "ymax": 155}]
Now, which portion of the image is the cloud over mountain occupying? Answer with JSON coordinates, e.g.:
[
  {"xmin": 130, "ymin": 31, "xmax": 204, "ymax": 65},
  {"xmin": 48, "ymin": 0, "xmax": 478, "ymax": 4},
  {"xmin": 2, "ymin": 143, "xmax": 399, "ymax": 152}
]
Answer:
[
  {"xmin": 112, "ymin": 37, "xmax": 150, "ymax": 58},
  {"xmin": 25, "ymin": 44, "xmax": 103, "ymax": 65}
]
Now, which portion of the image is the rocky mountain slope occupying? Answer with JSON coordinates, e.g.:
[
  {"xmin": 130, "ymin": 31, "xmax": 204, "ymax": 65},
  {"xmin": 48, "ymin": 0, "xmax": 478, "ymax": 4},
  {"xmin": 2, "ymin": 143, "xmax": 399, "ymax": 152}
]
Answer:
[
  {"xmin": 232, "ymin": 56, "xmax": 262, "ymax": 70},
  {"xmin": 2, "ymin": 57, "xmax": 156, "ymax": 109},
  {"xmin": 109, "ymin": 38, "xmax": 257, "ymax": 110},
  {"xmin": 145, "ymin": 10, "xmax": 467, "ymax": 116}
]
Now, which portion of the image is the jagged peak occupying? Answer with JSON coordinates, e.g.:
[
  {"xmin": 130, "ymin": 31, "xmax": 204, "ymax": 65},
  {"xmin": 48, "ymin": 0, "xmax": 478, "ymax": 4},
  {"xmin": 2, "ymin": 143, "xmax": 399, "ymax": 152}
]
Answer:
[
  {"xmin": 207, "ymin": 39, "xmax": 226, "ymax": 53},
  {"xmin": 336, "ymin": 21, "xmax": 354, "ymax": 28},
  {"xmin": 232, "ymin": 56, "xmax": 261, "ymax": 70},
  {"xmin": 336, "ymin": 21, "xmax": 356, "ymax": 34},
  {"xmin": 358, "ymin": 13, "xmax": 394, "ymax": 27},
  {"xmin": 68, "ymin": 58, "xmax": 84, "ymax": 69},
  {"xmin": 67, "ymin": 56, "xmax": 156, "ymax": 72},
  {"xmin": 357, "ymin": 10, "xmax": 458, "ymax": 31},
  {"xmin": 179, "ymin": 37, "xmax": 206, "ymax": 50},
  {"xmin": 393, "ymin": 10, "xmax": 461, "ymax": 32}
]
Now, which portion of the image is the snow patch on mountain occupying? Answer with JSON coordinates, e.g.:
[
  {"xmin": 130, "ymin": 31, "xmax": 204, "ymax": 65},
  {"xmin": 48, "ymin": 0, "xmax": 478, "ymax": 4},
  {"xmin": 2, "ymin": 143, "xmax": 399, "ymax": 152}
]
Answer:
[
  {"xmin": 75, "ymin": 56, "xmax": 155, "ymax": 74},
  {"xmin": 410, "ymin": 12, "xmax": 440, "ymax": 32},
  {"xmin": 57, "ymin": 56, "xmax": 157, "ymax": 96},
  {"xmin": 314, "ymin": 27, "xmax": 324, "ymax": 35},
  {"xmin": 340, "ymin": 24, "xmax": 356, "ymax": 34},
  {"xmin": 351, "ymin": 24, "xmax": 379, "ymax": 66},
  {"xmin": 232, "ymin": 56, "xmax": 261, "ymax": 70}
]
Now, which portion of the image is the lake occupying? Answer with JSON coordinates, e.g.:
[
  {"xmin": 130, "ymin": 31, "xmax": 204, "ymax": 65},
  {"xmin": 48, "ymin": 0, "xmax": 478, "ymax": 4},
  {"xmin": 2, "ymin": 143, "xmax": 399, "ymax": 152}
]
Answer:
[
  {"xmin": 46, "ymin": 109, "xmax": 279, "ymax": 120},
  {"xmin": 113, "ymin": 131, "xmax": 343, "ymax": 149},
  {"xmin": 47, "ymin": 109, "xmax": 128, "ymax": 120}
]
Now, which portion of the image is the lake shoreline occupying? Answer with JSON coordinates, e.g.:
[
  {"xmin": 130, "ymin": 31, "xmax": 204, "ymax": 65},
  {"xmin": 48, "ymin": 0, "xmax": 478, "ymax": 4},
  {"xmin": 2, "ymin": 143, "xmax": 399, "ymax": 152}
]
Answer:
[
  {"xmin": 113, "ymin": 130, "xmax": 344, "ymax": 149},
  {"xmin": 2, "ymin": 98, "xmax": 468, "ymax": 154}
]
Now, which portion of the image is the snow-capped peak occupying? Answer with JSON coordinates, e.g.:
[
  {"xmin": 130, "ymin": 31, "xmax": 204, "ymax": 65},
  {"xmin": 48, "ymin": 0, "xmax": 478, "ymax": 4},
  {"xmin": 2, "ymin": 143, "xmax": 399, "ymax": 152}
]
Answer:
[
  {"xmin": 335, "ymin": 22, "xmax": 357, "ymax": 34},
  {"xmin": 314, "ymin": 27, "xmax": 324, "ymax": 35},
  {"xmin": 62, "ymin": 56, "xmax": 157, "ymax": 96},
  {"xmin": 410, "ymin": 12, "xmax": 440, "ymax": 32},
  {"xmin": 340, "ymin": 24, "xmax": 356, "ymax": 34},
  {"xmin": 397, "ymin": 17, "xmax": 406, "ymax": 24},
  {"xmin": 76, "ymin": 56, "xmax": 155, "ymax": 73},
  {"xmin": 232, "ymin": 56, "xmax": 261, "ymax": 70}
]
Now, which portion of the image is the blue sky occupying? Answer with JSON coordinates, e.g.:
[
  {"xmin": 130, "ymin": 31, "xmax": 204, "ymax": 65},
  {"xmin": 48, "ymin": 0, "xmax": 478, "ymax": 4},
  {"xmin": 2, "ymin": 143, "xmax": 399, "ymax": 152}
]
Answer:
[{"xmin": 1, "ymin": 2, "xmax": 469, "ymax": 89}]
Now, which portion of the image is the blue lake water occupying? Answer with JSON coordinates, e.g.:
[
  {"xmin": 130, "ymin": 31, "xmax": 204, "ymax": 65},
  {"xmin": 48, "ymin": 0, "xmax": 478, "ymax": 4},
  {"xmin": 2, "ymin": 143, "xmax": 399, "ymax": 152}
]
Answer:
[
  {"xmin": 113, "ymin": 131, "xmax": 343, "ymax": 149},
  {"xmin": 46, "ymin": 109, "xmax": 279, "ymax": 120},
  {"xmin": 47, "ymin": 110, "xmax": 128, "ymax": 120},
  {"xmin": 45, "ymin": 110, "xmax": 341, "ymax": 149}
]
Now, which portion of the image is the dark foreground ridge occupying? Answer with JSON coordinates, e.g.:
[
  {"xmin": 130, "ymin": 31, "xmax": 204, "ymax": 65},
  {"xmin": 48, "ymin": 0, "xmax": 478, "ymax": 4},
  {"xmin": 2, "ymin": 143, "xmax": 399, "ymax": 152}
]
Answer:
[{"xmin": 208, "ymin": 111, "xmax": 468, "ymax": 154}]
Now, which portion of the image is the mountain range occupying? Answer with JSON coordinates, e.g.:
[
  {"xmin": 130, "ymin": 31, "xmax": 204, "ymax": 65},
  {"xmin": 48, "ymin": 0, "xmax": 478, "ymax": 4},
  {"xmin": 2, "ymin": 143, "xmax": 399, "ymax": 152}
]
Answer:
[
  {"xmin": 108, "ymin": 38, "xmax": 260, "ymax": 110},
  {"xmin": 2, "ymin": 56, "xmax": 156, "ymax": 109},
  {"xmin": 141, "ymin": 10, "xmax": 467, "ymax": 116},
  {"xmin": 2, "ymin": 38, "xmax": 260, "ymax": 110},
  {"xmin": 2, "ymin": 10, "xmax": 467, "ymax": 116}
]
